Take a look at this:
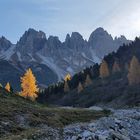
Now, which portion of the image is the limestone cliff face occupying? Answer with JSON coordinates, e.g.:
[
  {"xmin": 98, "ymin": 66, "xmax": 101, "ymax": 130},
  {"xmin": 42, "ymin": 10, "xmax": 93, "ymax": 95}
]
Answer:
[
  {"xmin": 88, "ymin": 27, "xmax": 131, "ymax": 58},
  {"xmin": 0, "ymin": 36, "xmax": 12, "ymax": 53}
]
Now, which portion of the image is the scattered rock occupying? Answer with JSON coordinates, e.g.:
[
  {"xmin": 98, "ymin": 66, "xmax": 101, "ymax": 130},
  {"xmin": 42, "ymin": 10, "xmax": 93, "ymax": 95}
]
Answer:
[{"xmin": 63, "ymin": 108, "xmax": 140, "ymax": 140}]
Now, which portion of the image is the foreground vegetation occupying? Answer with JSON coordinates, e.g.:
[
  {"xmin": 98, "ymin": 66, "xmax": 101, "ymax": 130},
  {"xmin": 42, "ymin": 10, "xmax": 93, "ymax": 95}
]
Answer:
[{"xmin": 0, "ymin": 88, "xmax": 110, "ymax": 140}]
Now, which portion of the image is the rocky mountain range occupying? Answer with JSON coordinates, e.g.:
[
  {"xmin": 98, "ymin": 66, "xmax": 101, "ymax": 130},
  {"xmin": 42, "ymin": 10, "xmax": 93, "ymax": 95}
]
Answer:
[{"xmin": 0, "ymin": 28, "xmax": 131, "ymax": 89}]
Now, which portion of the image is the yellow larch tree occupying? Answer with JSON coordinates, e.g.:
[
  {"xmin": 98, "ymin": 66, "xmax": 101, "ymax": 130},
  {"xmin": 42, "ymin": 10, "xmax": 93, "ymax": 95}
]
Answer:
[
  {"xmin": 20, "ymin": 68, "xmax": 39, "ymax": 101},
  {"xmin": 100, "ymin": 60, "xmax": 110, "ymax": 78},
  {"xmin": 77, "ymin": 82, "xmax": 84, "ymax": 93},
  {"xmin": 85, "ymin": 74, "xmax": 92, "ymax": 87},
  {"xmin": 127, "ymin": 56, "xmax": 140, "ymax": 85},
  {"xmin": 64, "ymin": 73, "xmax": 71, "ymax": 81},
  {"xmin": 5, "ymin": 82, "xmax": 11, "ymax": 92},
  {"xmin": 112, "ymin": 61, "xmax": 121, "ymax": 73}
]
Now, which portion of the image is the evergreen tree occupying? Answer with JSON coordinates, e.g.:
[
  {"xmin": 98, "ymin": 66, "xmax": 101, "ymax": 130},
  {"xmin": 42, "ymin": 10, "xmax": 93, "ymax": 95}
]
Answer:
[
  {"xmin": 127, "ymin": 56, "xmax": 140, "ymax": 85},
  {"xmin": 5, "ymin": 82, "xmax": 11, "ymax": 92},
  {"xmin": 112, "ymin": 61, "xmax": 121, "ymax": 73},
  {"xmin": 85, "ymin": 74, "xmax": 92, "ymax": 87},
  {"xmin": 125, "ymin": 62, "xmax": 129, "ymax": 71},
  {"xmin": 10, "ymin": 86, "xmax": 14, "ymax": 94},
  {"xmin": 77, "ymin": 82, "xmax": 84, "ymax": 93},
  {"xmin": 90, "ymin": 64, "xmax": 100, "ymax": 78},
  {"xmin": 20, "ymin": 68, "xmax": 39, "ymax": 101},
  {"xmin": 100, "ymin": 60, "xmax": 110, "ymax": 78}
]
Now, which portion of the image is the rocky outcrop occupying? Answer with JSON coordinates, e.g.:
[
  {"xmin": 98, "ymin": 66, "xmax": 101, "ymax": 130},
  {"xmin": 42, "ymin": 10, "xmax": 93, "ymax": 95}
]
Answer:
[
  {"xmin": 64, "ymin": 32, "xmax": 86, "ymax": 51},
  {"xmin": 15, "ymin": 28, "xmax": 47, "ymax": 62},
  {"xmin": 16, "ymin": 28, "xmax": 46, "ymax": 53},
  {"xmin": 0, "ymin": 60, "xmax": 58, "ymax": 90},
  {"xmin": 88, "ymin": 27, "xmax": 130, "ymax": 58},
  {"xmin": 0, "ymin": 36, "xmax": 12, "ymax": 53},
  {"xmin": 6, "ymin": 28, "xmax": 130, "ymax": 75},
  {"xmin": 63, "ymin": 108, "xmax": 140, "ymax": 140}
]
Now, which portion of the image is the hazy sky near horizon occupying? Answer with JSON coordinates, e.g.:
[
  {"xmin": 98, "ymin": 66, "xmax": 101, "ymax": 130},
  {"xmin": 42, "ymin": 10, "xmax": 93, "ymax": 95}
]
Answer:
[{"xmin": 0, "ymin": 0, "xmax": 140, "ymax": 43}]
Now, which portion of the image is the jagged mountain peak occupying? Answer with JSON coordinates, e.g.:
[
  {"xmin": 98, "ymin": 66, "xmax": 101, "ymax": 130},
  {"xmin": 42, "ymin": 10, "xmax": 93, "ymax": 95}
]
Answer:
[
  {"xmin": 88, "ymin": 27, "xmax": 130, "ymax": 58},
  {"xmin": 114, "ymin": 35, "xmax": 128, "ymax": 42},
  {"xmin": 64, "ymin": 32, "xmax": 83, "ymax": 44},
  {"xmin": 0, "ymin": 36, "xmax": 12, "ymax": 52},
  {"xmin": 66, "ymin": 33, "xmax": 70, "ymax": 39},
  {"xmin": 89, "ymin": 27, "xmax": 112, "ymax": 41},
  {"xmin": 0, "ymin": 27, "xmax": 131, "ymax": 88},
  {"xmin": 64, "ymin": 32, "xmax": 85, "ymax": 50},
  {"xmin": 0, "ymin": 36, "xmax": 7, "ymax": 40},
  {"xmin": 91, "ymin": 27, "xmax": 110, "ymax": 36},
  {"xmin": 64, "ymin": 34, "xmax": 71, "ymax": 43},
  {"xmin": 48, "ymin": 36, "xmax": 61, "ymax": 42},
  {"xmin": 71, "ymin": 32, "xmax": 83, "ymax": 39},
  {"xmin": 0, "ymin": 36, "xmax": 12, "ymax": 44},
  {"xmin": 16, "ymin": 28, "xmax": 47, "ymax": 54},
  {"xmin": 18, "ymin": 28, "xmax": 46, "ymax": 43},
  {"xmin": 93, "ymin": 27, "xmax": 105, "ymax": 32},
  {"xmin": 47, "ymin": 36, "xmax": 62, "ymax": 49},
  {"xmin": 26, "ymin": 28, "xmax": 46, "ymax": 38}
]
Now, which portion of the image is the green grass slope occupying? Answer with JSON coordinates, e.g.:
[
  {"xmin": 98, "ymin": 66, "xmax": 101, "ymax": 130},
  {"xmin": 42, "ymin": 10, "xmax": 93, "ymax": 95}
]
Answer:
[{"xmin": 0, "ymin": 88, "xmax": 110, "ymax": 140}]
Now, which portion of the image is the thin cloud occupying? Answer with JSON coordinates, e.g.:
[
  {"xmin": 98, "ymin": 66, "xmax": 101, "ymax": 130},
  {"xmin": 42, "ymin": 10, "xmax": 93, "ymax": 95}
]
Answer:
[
  {"xmin": 0, "ymin": 0, "xmax": 140, "ymax": 43},
  {"xmin": 102, "ymin": 0, "xmax": 140, "ymax": 39}
]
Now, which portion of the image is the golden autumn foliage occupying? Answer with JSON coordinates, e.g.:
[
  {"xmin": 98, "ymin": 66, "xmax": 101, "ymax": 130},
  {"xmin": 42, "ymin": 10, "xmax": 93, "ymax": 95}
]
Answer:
[
  {"xmin": 85, "ymin": 74, "xmax": 92, "ymax": 87},
  {"xmin": 78, "ymin": 82, "xmax": 84, "ymax": 93},
  {"xmin": 64, "ymin": 73, "xmax": 71, "ymax": 81},
  {"xmin": 20, "ymin": 68, "xmax": 39, "ymax": 101},
  {"xmin": 112, "ymin": 61, "xmax": 121, "ymax": 73},
  {"xmin": 5, "ymin": 82, "xmax": 11, "ymax": 92},
  {"xmin": 127, "ymin": 56, "xmax": 140, "ymax": 85},
  {"xmin": 64, "ymin": 81, "xmax": 70, "ymax": 92},
  {"xmin": 100, "ymin": 60, "xmax": 110, "ymax": 78}
]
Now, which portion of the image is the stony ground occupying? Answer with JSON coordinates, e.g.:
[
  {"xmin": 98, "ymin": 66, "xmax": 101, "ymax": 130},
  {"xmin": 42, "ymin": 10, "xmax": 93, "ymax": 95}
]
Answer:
[
  {"xmin": 0, "ymin": 89, "xmax": 109, "ymax": 140},
  {"xmin": 63, "ymin": 108, "xmax": 140, "ymax": 140},
  {"xmin": 0, "ymin": 89, "xmax": 140, "ymax": 140}
]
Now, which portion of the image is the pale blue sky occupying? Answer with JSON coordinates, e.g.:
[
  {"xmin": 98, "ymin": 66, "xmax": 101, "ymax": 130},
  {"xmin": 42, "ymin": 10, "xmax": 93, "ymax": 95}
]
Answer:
[{"xmin": 0, "ymin": 0, "xmax": 140, "ymax": 43}]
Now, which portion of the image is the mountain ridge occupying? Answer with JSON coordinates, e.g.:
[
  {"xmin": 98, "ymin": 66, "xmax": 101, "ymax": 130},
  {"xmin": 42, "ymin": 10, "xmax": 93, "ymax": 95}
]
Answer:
[{"xmin": 0, "ymin": 27, "xmax": 131, "ymax": 89}]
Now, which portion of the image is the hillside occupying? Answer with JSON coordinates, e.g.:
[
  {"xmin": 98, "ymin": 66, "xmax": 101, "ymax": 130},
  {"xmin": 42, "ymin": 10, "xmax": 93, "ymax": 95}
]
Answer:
[
  {"xmin": 0, "ymin": 88, "xmax": 110, "ymax": 140},
  {"xmin": 37, "ymin": 37, "xmax": 140, "ymax": 108},
  {"xmin": 39, "ymin": 73, "xmax": 140, "ymax": 108}
]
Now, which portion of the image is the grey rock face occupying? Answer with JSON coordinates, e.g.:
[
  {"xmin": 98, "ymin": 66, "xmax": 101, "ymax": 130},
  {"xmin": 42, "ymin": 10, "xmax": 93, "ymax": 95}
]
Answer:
[
  {"xmin": 0, "ymin": 60, "xmax": 58, "ymax": 90},
  {"xmin": 41, "ymin": 32, "xmax": 96, "ymax": 76},
  {"xmin": 0, "ymin": 36, "xmax": 12, "ymax": 53},
  {"xmin": 64, "ymin": 32, "xmax": 86, "ymax": 51},
  {"xmin": 88, "ymin": 27, "xmax": 131, "ymax": 58},
  {"xmin": 38, "ymin": 28, "xmax": 130, "ymax": 77},
  {"xmin": 0, "ymin": 28, "xmax": 131, "ymax": 88},
  {"xmin": 16, "ymin": 28, "xmax": 46, "ymax": 53}
]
